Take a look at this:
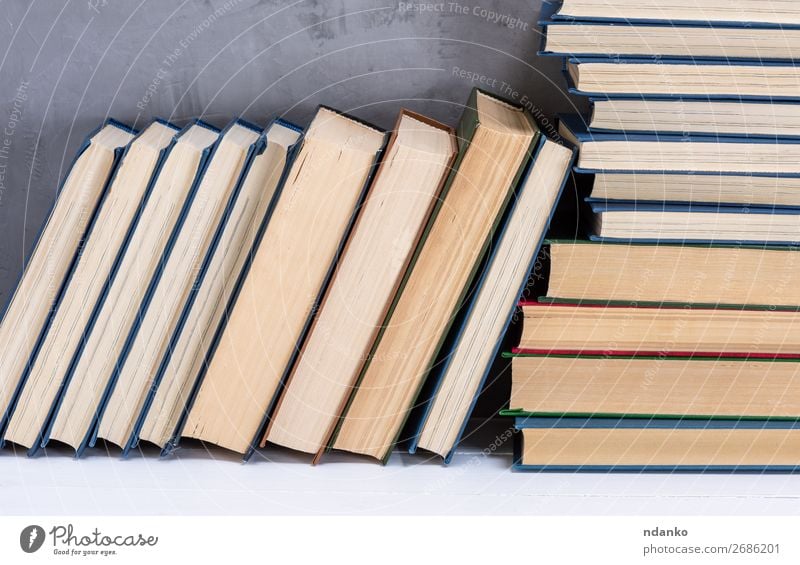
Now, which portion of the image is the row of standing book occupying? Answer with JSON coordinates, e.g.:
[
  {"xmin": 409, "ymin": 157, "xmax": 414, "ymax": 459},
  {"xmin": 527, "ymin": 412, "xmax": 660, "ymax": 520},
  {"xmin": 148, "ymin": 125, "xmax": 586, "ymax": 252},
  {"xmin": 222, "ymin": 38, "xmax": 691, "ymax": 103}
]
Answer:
[
  {"xmin": 0, "ymin": 87, "xmax": 576, "ymax": 464},
  {"xmin": 505, "ymin": 0, "xmax": 800, "ymax": 471}
]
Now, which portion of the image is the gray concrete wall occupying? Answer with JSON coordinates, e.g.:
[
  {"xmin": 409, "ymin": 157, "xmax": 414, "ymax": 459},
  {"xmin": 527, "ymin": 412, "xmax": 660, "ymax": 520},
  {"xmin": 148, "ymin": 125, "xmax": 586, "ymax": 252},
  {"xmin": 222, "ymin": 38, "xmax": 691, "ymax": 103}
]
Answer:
[{"xmin": 0, "ymin": 0, "xmax": 585, "ymax": 303}]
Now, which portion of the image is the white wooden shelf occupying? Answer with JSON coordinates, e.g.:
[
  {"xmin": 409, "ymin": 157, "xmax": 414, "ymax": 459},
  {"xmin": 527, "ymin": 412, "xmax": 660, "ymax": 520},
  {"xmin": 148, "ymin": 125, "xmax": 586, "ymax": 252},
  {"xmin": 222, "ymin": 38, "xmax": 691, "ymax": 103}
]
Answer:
[{"xmin": 3, "ymin": 419, "xmax": 799, "ymax": 515}]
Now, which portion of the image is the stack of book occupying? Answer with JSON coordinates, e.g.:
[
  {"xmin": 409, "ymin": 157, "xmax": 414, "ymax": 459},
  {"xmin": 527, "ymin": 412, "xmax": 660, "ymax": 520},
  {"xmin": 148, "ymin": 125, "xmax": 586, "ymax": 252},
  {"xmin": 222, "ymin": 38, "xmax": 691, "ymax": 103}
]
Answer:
[
  {"xmin": 0, "ymin": 88, "xmax": 576, "ymax": 463},
  {"xmin": 504, "ymin": 0, "xmax": 800, "ymax": 471}
]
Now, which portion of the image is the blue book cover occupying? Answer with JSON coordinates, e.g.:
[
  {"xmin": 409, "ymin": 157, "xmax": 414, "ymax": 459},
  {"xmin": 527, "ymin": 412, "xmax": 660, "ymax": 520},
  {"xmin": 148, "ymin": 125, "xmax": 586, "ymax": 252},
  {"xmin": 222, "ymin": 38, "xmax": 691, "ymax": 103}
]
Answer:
[
  {"xmin": 406, "ymin": 136, "xmax": 576, "ymax": 464},
  {"xmin": 585, "ymin": 97, "xmax": 800, "ymax": 140},
  {"xmin": 126, "ymin": 118, "xmax": 304, "ymax": 458},
  {"xmin": 512, "ymin": 416, "xmax": 800, "ymax": 472},
  {"xmin": 73, "ymin": 119, "xmax": 225, "ymax": 457},
  {"xmin": 540, "ymin": 20, "xmax": 800, "ymax": 62},
  {"xmin": 560, "ymin": 113, "xmax": 800, "ymax": 177},
  {"xmin": 0, "ymin": 119, "xmax": 136, "ymax": 445},
  {"xmin": 546, "ymin": 0, "xmax": 800, "ymax": 29},
  {"xmin": 564, "ymin": 57, "xmax": 800, "ymax": 102},
  {"xmin": 588, "ymin": 199, "xmax": 800, "ymax": 246},
  {"xmin": 24, "ymin": 119, "xmax": 181, "ymax": 457}
]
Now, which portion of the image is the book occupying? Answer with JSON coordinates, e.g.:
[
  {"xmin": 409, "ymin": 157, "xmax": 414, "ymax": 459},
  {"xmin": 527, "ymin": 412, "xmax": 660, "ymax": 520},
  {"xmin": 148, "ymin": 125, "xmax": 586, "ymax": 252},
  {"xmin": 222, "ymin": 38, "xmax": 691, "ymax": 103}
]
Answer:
[
  {"xmin": 330, "ymin": 89, "xmax": 539, "ymax": 462},
  {"xmin": 559, "ymin": 114, "xmax": 800, "ymax": 175},
  {"xmin": 587, "ymin": 99, "xmax": 800, "ymax": 139},
  {"xmin": 3, "ymin": 121, "xmax": 176, "ymax": 453},
  {"xmin": 504, "ymin": 352, "xmax": 800, "ymax": 419},
  {"xmin": 550, "ymin": 0, "xmax": 800, "ymax": 26},
  {"xmin": 516, "ymin": 301, "xmax": 800, "ymax": 357},
  {"xmin": 179, "ymin": 107, "xmax": 385, "ymax": 458},
  {"xmin": 589, "ymin": 201, "xmax": 800, "ymax": 244},
  {"xmin": 409, "ymin": 136, "xmax": 576, "ymax": 462},
  {"xmin": 541, "ymin": 20, "xmax": 800, "ymax": 61},
  {"xmin": 39, "ymin": 122, "xmax": 220, "ymax": 453},
  {"xmin": 262, "ymin": 110, "xmax": 456, "ymax": 458},
  {"xmin": 565, "ymin": 57, "xmax": 800, "ymax": 101},
  {"xmin": 0, "ymin": 120, "xmax": 134, "ymax": 440},
  {"xmin": 543, "ymin": 240, "xmax": 800, "ymax": 307},
  {"xmin": 512, "ymin": 416, "xmax": 800, "ymax": 472},
  {"xmin": 134, "ymin": 119, "xmax": 302, "ymax": 455},
  {"xmin": 88, "ymin": 120, "xmax": 264, "ymax": 453},
  {"xmin": 589, "ymin": 172, "xmax": 800, "ymax": 208}
]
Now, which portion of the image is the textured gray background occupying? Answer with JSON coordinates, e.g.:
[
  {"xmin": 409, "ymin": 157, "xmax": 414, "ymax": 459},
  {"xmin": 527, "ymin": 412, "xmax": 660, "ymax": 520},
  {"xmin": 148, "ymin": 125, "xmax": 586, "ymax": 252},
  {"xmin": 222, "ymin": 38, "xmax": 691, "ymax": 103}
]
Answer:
[{"xmin": 0, "ymin": 0, "xmax": 585, "ymax": 303}]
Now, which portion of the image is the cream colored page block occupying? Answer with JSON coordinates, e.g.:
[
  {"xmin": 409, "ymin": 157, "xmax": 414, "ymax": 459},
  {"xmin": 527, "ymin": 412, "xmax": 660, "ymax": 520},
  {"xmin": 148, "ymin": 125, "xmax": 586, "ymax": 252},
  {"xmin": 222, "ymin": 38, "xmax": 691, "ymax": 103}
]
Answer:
[
  {"xmin": 520, "ymin": 305, "xmax": 800, "ymax": 353},
  {"xmin": 559, "ymin": 0, "xmax": 800, "ymax": 25},
  {"xmin": 417, "ymin": 141, "xmax": 573, "ymax": 456},
  {"xmin": 266, "ymin": 116, "xmax": 454, "ymax": 454},
  {"xmin": 591, "ymin": 101, "xmax": 800, "ymax": 137},
  {"xmin": 547, "ymin": 243, "xmax": 800, "ymax": 306},
  {"xmin": 48, "ymin": 126, "xmax": 218, "ymax": 449},
  {"xmin": 5, "ymin": 123, "xmax": 173, "ymax": 448},
  {"xmin": 591, "ymin": 172, "xmax": 800, "ymax": 206},
  {"xmin": 510, "ymin": 356, "xmax": 800, "ymax": 417},
  {"xmin": 597, "ymin": 210, "xmax": 800, "ymax": 240},
  {"xmin": 97, "ymin": 125, "xmax": 260, "ymax": 448},
  {"xmin": 0, "ymin": 125, "xmax": 132, "ymax": 420},
  {"xmin": 547, "ymin": 25, "xmax": 800, "ymax": 60},
  {"xmin": 574, "ymin": 61, "xmax": 800, "ymax": 99},
  {"xmin": 521, "ymin": 428, "xmax": 800, "ymax": 467},
  {"xmin": 139, "ymin": 124, "xmax": 299, "ymax": 449},
  {"xmin": 334, "ymin": 99, "xmax": 534, "ymax": 459},
  {"xmin": 578, "ymin": 138, "xmax": 800, "ymax": 174},
  {"xmin": 184, "ymin": 109, "xmax": 384, "ymax": 454}
]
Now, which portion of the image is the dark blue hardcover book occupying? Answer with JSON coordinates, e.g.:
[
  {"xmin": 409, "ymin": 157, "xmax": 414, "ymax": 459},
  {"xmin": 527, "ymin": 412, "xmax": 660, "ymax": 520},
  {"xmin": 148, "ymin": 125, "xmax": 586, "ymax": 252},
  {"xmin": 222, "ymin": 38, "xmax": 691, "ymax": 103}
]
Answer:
[
  {"xmin": 36, "ymin": 120, "xmax": 218, "ymax": 456},
  {"xmin": 564, "ymin": 57, "xmax": 800, "ymax": 101},
  {"xmin": 585, "ymin": 97, "xmax": 800, "ymax": 140},
  {"xmin": 24, "ymin": 119, "xmax": 181, "ymax": 457},
  {"xmin": 539, "ymin": 20, "xmax": 800, "ymax": 62},
  {"xmin": 158, "ymin": 119, "xmax": 305, "ymax": 460},
  {"xmin": 168, "ymin": 109, "xmax": 385, "ymax": 462},
  {"xmin": 121, "ymin": 118, "xmax": 304, "ymax": 458},
  {"xmin": 560, "ymin": 113, "xmax": 800, "ymax": 177},
  {"xmin": 74, "ymin": 119, "xmax": 227, "ymax": 457},
  {"xmin": 546, "ymin": 0, "xmax": 800, "ymax": 29},
  {"xmin": 512, "ymin": 416, "xmax": 800, "ymax": 472},
  {"xmin": 588, "ymin": 199, "xmax": 800, "ymax": 246},
  {"xmin": 0, "ymin": 119, "xmax": 137, "ymax": 446},
  {"xmin": 406, "ymin": 136, "xmax": 576, "ymax": 464}
]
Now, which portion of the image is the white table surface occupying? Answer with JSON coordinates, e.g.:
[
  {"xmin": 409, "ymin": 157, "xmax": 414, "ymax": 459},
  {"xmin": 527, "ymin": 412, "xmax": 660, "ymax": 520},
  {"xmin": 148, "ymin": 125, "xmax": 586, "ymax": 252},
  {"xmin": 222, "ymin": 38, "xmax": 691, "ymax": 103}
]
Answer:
[{"xmin": 2, "ymin": 419, "xmax": 799, "ymax": 516}]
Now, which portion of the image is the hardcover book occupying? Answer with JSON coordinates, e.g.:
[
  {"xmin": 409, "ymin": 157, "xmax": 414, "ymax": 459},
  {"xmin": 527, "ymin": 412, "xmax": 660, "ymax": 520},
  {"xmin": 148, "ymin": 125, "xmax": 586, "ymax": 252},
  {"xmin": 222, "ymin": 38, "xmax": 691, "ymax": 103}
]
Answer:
[
  {"xmin": 40, "ymin": 121, "xmax": 220, "ymax": 454},
  {"xmin": 504, "ymin": 352, "xmax": 800, "ymax": 420},
  {"xmin": 330, "ymin": 89, "xmax": 540, "ymax": 463},
  {"xmin": 136, "ymin": 119, "xmax": 303, "ymax": 455},
  {"xmin": 263, "ymin": 110, "xmax": 456, "ymax": 459},
  {"xmin": 565, "ymin": 57, "xmax": 800, "ymax": 101},
  {"xmin": 559, "ymin": 114, "xmax": 800, "ymax": 176},
  {"xmin": 542, "ymin": 240, "xmax": 800, "ymax": 307},
  {"xmin": 179, "ymin": 107, "xmax": 386, "ymax": 458},
  {"xmin": 0, "ymin": 120, "xmax": 134, "ymax": 440},
  {"xmin": 409, "ymin": 135, "xmax": 575, "ymax": 463},
  {"xmin": 512, "ymin": 416, "xmax": 800, "ymax": 472},
  {"xmin": 88, "ymin": 120, "xmax": 265, "ymax": 454},
  {"xmin": 3, "ymin": 121, "xmax": 177, "ymax": 454}
]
